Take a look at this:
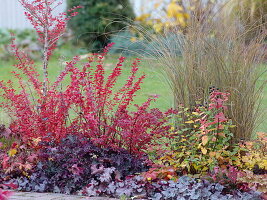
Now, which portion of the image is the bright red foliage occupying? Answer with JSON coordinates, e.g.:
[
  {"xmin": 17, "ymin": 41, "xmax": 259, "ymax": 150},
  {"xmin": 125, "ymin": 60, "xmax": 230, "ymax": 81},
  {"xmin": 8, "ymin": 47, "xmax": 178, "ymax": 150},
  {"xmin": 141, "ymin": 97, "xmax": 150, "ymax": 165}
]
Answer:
[
  {"xmin": 199, "ymin": 91, "xmax": 230, "ymax": 133},
  {"xmin": 0, "ymin": 189, "xmax": 12, "ymax": 200},
  {"xmin": 0, "ymin": 0, "xmax": 171, "ymax": 156},
  {"xmin": 18, "ymin": 0, "xmax": 81, "ymax": 58},
  {"xmin": 0, "ymin": 44, "xmax": 171, "ymax": 155},
  {"xmin": 208, "ymin": 91, "xmax": 229, "ymax": 111}
]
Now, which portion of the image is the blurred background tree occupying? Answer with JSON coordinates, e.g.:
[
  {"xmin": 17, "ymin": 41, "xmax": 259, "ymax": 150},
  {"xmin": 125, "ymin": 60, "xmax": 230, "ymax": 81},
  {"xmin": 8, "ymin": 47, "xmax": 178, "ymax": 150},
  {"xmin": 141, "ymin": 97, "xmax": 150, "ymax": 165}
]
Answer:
[
  {"xmin": 67, "ymin": 0, "xmax": 135, "ymax": 52},
  {"xmin": 134, "ymin": 0, "xmax": 220, "ymax": 34},
  {"xmin": 135, "ymin": 0, "xmax": 190, "ymax": 34}
]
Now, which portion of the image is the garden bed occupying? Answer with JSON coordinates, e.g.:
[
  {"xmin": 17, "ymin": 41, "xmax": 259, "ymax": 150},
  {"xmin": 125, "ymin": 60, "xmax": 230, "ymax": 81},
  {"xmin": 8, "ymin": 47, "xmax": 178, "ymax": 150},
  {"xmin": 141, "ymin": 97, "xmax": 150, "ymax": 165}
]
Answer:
[{"xmin": 0, "ymin": 1, "xmax": 267, "ymax": 200}]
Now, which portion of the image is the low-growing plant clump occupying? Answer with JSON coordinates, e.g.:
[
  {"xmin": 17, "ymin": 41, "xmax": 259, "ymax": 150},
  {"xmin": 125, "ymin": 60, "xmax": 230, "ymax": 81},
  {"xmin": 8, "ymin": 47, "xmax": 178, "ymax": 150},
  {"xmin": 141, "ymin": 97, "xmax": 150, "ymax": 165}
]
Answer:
[
  {"xmin": 80, "ymin": 175, "xmax": 262, "ymax": 199},
  {"xmin": 14, "ymin": 135, "xmax": 149, "ymax": 194},
  {"xmin": 146, "ymin": 90, "xmax": 239, "ymax": 174}
]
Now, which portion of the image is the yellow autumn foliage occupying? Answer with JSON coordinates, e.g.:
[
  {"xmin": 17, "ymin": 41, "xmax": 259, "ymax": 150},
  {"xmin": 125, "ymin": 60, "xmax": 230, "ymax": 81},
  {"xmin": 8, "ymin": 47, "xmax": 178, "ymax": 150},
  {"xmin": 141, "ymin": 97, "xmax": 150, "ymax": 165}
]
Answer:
[
  {"xmin": 167, "ymin": 2, "xmax": 184, "ymax": 18},
  {"xmin": 234, "ymin": 132, "xmax": 267, "ymax": 170},
  {"xmin": 8, "ymin": 148, "xmax": 17, "ymax": 157},
  {"xmin": 135, "ymin": 0, "xmax": 191, "ymax": 33}
]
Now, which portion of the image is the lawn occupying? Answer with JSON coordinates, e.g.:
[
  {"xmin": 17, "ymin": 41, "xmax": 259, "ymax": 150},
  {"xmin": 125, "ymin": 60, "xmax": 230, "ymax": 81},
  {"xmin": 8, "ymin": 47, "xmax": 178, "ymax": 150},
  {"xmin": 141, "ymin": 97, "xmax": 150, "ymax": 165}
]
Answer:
[
  {"xmin": 0, "ymin": 54, "xmax": 266, "ymax": 132},
  {"xmin": 0, "ymin": 55, "xmax": 173, "ymax": 124}
]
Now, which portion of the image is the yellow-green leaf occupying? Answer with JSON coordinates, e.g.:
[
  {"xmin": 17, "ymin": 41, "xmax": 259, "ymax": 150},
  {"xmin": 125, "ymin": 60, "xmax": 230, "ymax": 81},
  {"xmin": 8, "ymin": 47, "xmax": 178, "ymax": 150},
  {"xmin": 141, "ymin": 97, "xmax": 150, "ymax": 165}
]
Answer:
[
  {"xmin": 229, "ymin": 125, "xmax": 236, "ymax": 128},
  {"xmin": 8, "ymin": 148, "xmax": 17, "ymax": 157},
  {"xmin": 202, "ymin": 135, "xmax": 209, "ymax": 146},
  {"xmin": 209, "ymin": 152, "xmax": 216, "ymax": 157},
  {"xmin": 202, "ymin": 166, "xmax": 209, "ymax": 172},
  {"xmin": 201, "ymin": 148, "xmax": 207, "ymax": 155},
  {"xmin": 185, "ymin": 120, "xmax": 194, "ymax": 124}
]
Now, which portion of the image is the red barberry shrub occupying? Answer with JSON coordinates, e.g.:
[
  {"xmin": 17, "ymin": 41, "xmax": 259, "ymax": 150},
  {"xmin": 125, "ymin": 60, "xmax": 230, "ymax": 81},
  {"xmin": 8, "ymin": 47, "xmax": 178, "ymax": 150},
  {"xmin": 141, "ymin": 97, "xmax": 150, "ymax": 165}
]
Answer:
[
  {"xmin": 17, "ymin": 0, "xmax": 81, "ymax": 96},
  {"xmin": 63, "ymin": 48, "xmax": 172, "ymax": 155},
  {"xmin": 0, "ymin": 0, "xmax": 171, "ymax": 156},
  {"xmin": 18, "ymin": 0, "xmax": 80, "ymax": 59},
  {"xmin": 0, "ymin": 44, "xmax": 171, "ymax": 155}
]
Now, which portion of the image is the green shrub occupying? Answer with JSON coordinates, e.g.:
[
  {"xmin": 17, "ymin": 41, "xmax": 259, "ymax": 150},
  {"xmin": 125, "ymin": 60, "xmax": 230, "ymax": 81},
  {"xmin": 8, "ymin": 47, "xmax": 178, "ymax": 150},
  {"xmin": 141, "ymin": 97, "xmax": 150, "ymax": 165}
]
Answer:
[
  {"xmin": 146, "ymin": 91, "xmax": 239, "ymax": 174},
  {"xmin": 67, "ymin": 0, "xmax": 135, "ymax": 52},
  {"xmin": 109, "ymin": 31, "xmax": 147, "ymax": 56},
  {"xmin": 109, "ymin": 31, "xmax": 183, "ymax": 57}
]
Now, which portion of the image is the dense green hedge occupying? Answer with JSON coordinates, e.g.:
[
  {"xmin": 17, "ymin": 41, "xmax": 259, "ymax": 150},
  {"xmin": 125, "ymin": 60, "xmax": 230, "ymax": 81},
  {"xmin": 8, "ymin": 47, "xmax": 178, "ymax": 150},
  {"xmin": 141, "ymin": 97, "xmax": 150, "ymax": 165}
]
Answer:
[{"xmin": 67, "ymin": 0, "xmax": 135, "ymax": 52}]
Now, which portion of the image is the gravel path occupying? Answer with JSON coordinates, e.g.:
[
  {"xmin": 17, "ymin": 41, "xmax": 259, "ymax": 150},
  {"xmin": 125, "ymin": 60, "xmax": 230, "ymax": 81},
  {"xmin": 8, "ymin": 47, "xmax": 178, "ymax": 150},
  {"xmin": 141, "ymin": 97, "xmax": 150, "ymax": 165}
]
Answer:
[{"xmin": 9, "ymin": 191, "xmax": 118, "ymax": 200}]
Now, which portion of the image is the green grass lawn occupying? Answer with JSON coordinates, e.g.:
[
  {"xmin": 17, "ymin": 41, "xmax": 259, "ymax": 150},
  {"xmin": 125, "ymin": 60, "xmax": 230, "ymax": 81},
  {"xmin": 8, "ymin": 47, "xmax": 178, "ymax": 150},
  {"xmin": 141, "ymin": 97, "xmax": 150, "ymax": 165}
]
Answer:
[
  {"xmin": 0, "ymin": 54, "xmax": 266, "ymax": 132},
  {"xmin": 0, "ymin": 55, "xmax": 173, "ymax": 124}
]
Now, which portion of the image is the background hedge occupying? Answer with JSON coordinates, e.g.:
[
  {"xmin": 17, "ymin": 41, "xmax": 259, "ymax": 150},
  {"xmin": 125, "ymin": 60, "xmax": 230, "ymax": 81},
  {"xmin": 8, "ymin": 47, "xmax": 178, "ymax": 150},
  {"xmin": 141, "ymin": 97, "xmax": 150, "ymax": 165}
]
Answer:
[{"xmin": 67, "ymin": 0, "xmax": 135, "ymax": 52}]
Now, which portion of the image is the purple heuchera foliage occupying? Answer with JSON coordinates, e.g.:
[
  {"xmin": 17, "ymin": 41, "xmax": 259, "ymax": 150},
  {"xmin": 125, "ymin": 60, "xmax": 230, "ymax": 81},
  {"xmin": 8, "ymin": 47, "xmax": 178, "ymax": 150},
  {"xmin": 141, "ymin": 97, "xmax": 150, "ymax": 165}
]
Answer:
[
  {"xmin": 15, "ymin": 135, "xmax": 149, "ymax": 194},
  {"xmin": 81, "ymin": 175, "xmax": 262, "ymax": 200},
  {"xmin": 2, "ymin": 136, "xmax": 263, "ymax": 199}
]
